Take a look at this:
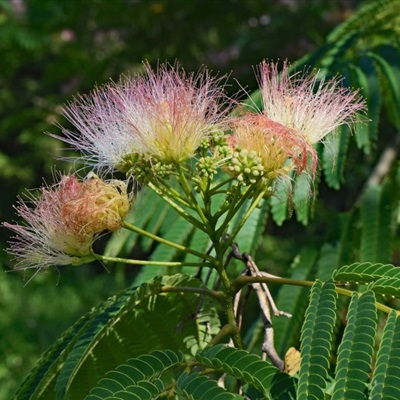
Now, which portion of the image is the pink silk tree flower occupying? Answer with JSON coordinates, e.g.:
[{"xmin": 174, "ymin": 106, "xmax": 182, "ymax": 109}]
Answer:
[
  {"xmin": 58, "ymin": 62, "xmax": 228, "ymax": 173},
  {"xmin": 4, "ymin": 174, "xmax": 130, "ymax": 270},
  {"xmin": 228, "ymin": 114, "xmax": 316, "ymax": 180},
  {"xmin": 258, "ymin": 61, "xmax": 366, "ymax": 145}
]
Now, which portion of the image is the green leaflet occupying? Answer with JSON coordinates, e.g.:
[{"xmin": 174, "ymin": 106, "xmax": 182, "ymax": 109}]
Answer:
[
  {"xmin": 322, "ymin": 125, "xmax": 350, "ymax": 189},
  {"xmin": 297, "ymin": 281, "xmax": 337, "ymax": 400},
  {"xmin": 333, "ymin": 262, "xmax": 400, "ymax": 283},
  {"xmin": 11, "ymin": 287, "xmax": 139, "ymax": 400},
  {"xmin": 360, "ymin": 184, "xmax": 393, "ymax": 263},
  {"xmin": 176, "ymin": 371, "xmax": 244, "ymax": 400},
  {"xmin": 293, "ymin": 172, "xmax": 312, "ymax": 226},
  {"xmin": 370, "ymin": 311, "xmax": 400, "ymax": 399},
  {"xmin": 22, "ymin": 274, "xmax": 209, "ymax": 400},
  {"xmin": 85, "ymin": 349, "xmax": 184, "ymax": 400},
  {"xmin": 368, "ymin": 46, "xmax": 400, "ymax": 129},
  {"xmin": 273, "ymin": 247, "xmax": 319, "ymax": 355},
  {"xmin": 269, "ymin": 176, "xmax": 290, "ymax": 226},
  {"xmin": 196, "ymin": 345, "xmax": 296, "ymax": 399},
  {"xmin": 331, "ymin": 291, "xmax": 377, "ymax": 399}
]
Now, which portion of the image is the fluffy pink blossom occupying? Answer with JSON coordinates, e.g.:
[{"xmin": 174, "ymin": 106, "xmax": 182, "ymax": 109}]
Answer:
[
  {"xmin": 228, "ymin": 113, "xmax": 316, "ymax": 179},
  {"xmin": 57, "ymin": 62, "xmax": 228, "ymax": 172},
  {"xmin": 4, "ymin": 175, "xmax": 130, "ymax": 270},
  {"xmin": 258, "ymin": 61, "xmax": 365, "ymax": 144}
]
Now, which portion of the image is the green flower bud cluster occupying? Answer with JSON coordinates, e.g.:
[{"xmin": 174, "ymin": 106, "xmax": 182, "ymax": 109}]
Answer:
[
  {"xmin": 116, "ymin": 153, "xmax": 153, "ymax": 182},
  {"xmin": 152, "ymin": 161, "xmax": 176, "ymax": 178},
  {"xmin": 199, "ymin": 138, "xmax": 211, "ymax": 151},
  {"xmin": 229, "ymin": 149, "xmax": 265, "ymax": 185},
  {"xmin": 211, "ymin": 130, "xmax": 227, "ymax": 146},
  {"xmin": 214, "ymin": 144, "xmax": 231, "ymax": 159},
  {"xmin": 197, "ymin": 156, "xmax": 218, "ymax": 177},
  {"xmin": 116, "ymin": 153, "xmax": 144, "ymax": 174},
  {"xmin": 117, "ymin": 153, "xmax": 177, "ymax": 182}
]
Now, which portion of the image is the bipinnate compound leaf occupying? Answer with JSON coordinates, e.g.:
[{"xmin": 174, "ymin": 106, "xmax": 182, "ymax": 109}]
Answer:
[
  {"xmin": 331, "ymin": 291, "xmax": 377, "ymax": 400},
  {"xmin": 369, "ymin": 45, "xmax": 400, "ymax": 129},
  {"xmin": 356, "ymin": 55, "xmax": 381, "ymax": 152},
  {"xmin": 370, "ymin": 311, "xmax": 400, "ymax": 399},
  {"xmin": 274, "ymin": 247, "xmax": 319, "ymax": 355},
  {"xmin": 11, "ymin": 287, "xmax": 141, "ymax": 400},
  {"xmin": 176, "ymin": 371, "xmax": 244, "ymax": 399},
  {"xmin": 15, "ymin": 274, "xmax": 210, "ymax": 400},
  {"xmin": 322, "ymin": 125, "xmax": 350, "ymax": 189},
  {"xmin": 85, "ymin": 349, "xmax": 184, "ymax": 399},
  {"xmin": 360, "ymin": 183, "xmax": 393, "ymax": 264},
  {"xmin": 333, "ymin": 263, "xmax": 400, "ymax": 298},
  {"xmin": 297, "ymin": 281, "xmax": 337, "ymax": 400},
  {"xmin": 333, "ymin": 262, "xmax": 400, "ymax": 283},
  {"xmin": 196, "ymin": 344, "xmax": 296, "ymax": 399}
]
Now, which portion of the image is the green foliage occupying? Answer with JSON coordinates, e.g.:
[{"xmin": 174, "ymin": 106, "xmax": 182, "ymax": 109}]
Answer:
[
  {"xmin": 273, "ymin": 248, "xmax": 318, "ymax": 355},
  {"xmin": 85, "ymin": 349, "xmax": 185, "ymax": 400},
  {"xmin": 196, "ymin": 345, "xmax": 296, "ymax": 399},
  {"xmin": 370, "ymin": 311, "xmax": 400, "ymax": 400},
  {"xmin": 13, "ymin": 274, "xmax": 216, "ymax": 400},
  {"xmin": 15, "ymin": 263, "xmax": 400, "ymax": 399},
  {"xmin": 331, "ymin": 291, "xmax": 377, "ymax": 399},
  {"xmin": 297, "ymin": 281, "xmax": 337, "ymax": 399},
  {"xmin": 322, "ymin": 125, "xmax": 350, "ymax": 190},
  {"xmin": 360, "ymin": 182, "xmax": 395, "ymax": 263},
  {"xmin": 262, "ymin": 0, "xmax": 400, "ymax": 226}
]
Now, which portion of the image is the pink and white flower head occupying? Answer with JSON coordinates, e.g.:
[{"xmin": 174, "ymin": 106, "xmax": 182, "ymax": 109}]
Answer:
[
  {"xmin": 4, "ymin": 174, "xmax": 130, "ymax": 270},
  {"xmin": 58, "ymin": 62, "xmax": 228, "ymax": 173},
  {"xmin": 228, "ymin": 114, "xmax": 315, "ymax": 180},
  {"xmin": 258, "ymin": 60, "xmax": 365, "ymax": 145}
]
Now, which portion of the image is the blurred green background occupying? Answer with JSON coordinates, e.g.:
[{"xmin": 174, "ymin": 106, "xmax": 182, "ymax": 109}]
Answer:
[{"xmin": 0, "ymin": 0, "xmax": 365, "ymax": 398}]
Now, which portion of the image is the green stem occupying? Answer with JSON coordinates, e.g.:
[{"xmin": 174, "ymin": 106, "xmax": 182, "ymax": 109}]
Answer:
[
  {"xmin": 208, "ymin": 176, "xmax": 236, "ymax": 196},
  {"xmin": 231, "ymin": 275, "xmax": 314, "ymax": 293},
  {"xmin": 335, "ymin": 286, "xmax": 395, "ymax": 314},
  {"xmin": 147, "ymin": 181, "xmax": 207, "ymax": 232},
  {"xmin": 212, "ymin": 252, "xmax": 244, "ymax": 348},
  {"xmin": 207, "ymin": 324, "xmax": 239, "ymax": 346},
  {"xmin": 224, "ymin": 298, "xmax": 244, "ymax": 348},
  {"xmin": 150, "ymin": 177, "xmax": 192, "ymax": 208},
  {"xmin": 231, "ymin": 275, "xmax": 396, "ymax": 315},
  {"xmin": 222, "ymin": 185, "xmax": 268, "ymax": 252},
  {"xmin": 159, "ymin": 285, "xmax": 225, "ymax": 303},
  {"xmin": 175, "ymin": 163, "xmax": 212, "ymax": 232},
  {"xmin": 94, "ymin": 253, "xmax": 205, "ymax": 268},
  {"xmin": 212, "ymin": 182, "xmax": 243, "ymax": 221},
  {"xmin": 212, "ymin": 183, "xmax": 257, "ymax": 242},
  {"xmin": 123, "ymin": 221, "xmax": 217, "ymax": 264}
]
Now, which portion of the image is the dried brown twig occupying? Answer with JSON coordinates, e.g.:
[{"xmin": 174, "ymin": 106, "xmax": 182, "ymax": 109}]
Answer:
[{"xmin": 228, "ymin": 241, "xmax": 291, "ymax": 370}]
